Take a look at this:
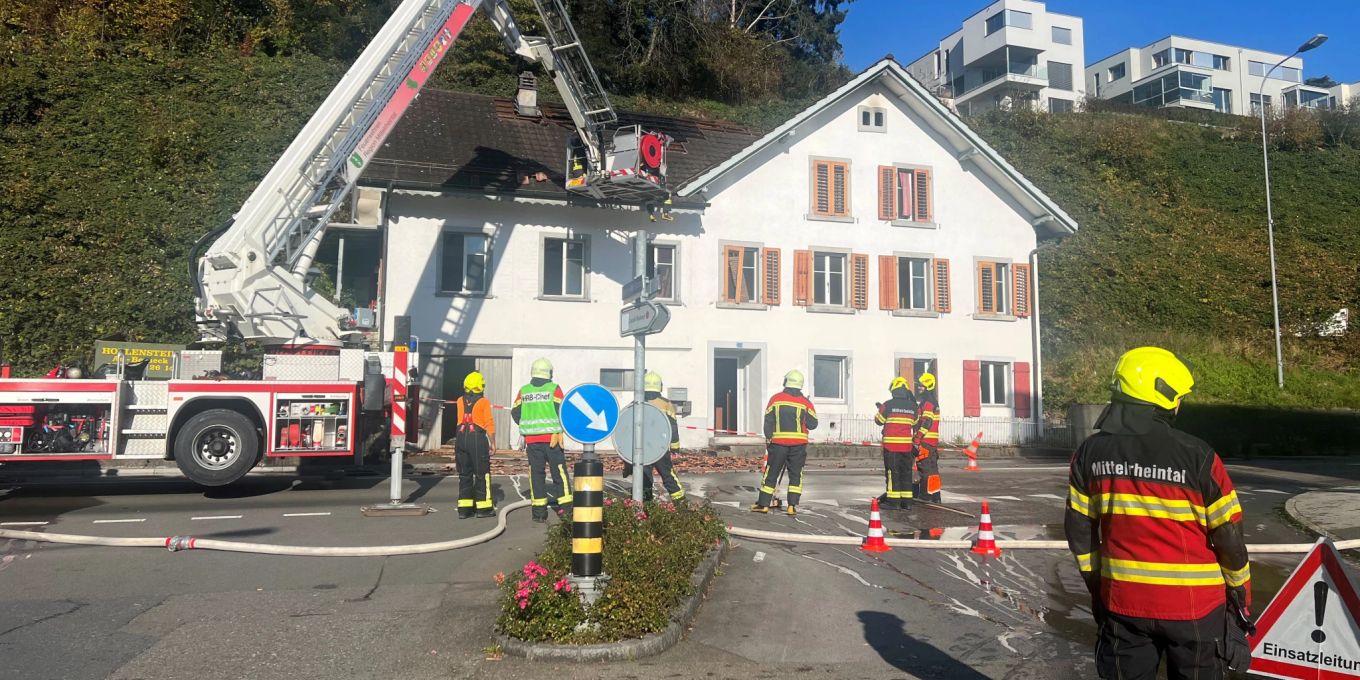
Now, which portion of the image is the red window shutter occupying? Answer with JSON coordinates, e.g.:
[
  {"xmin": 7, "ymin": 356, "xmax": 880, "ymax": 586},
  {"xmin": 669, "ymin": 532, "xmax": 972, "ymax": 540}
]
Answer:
[
  {"xmin": 832, "ymin": 162, "xmax": 848, "ymax": 216},
  {"xmin": 793, "ymin": 250, "xmax": 812, "ymax": 306},
  {"xmin": 850, "ymin": 253, "xmax": 869, "ymax": 310},
  {"xmin": 877, "ymin": 166, "xmax": 896, "ymax": 221},
  {"xmin": 812, "ymin": 161, "xmax": 830, "ymax": 215},
  {"xmin": 933, "ymin": 258, "xmax": 951, "ymax": 313},
  {"xmin": 1013, "ymin": 362, "xmax": 1032, "ymax": 419},
  {"xmin": 963, "ymin": 360, "xmax": 982, "ymax": 417},
  {"xmin": 762, "ymin": 248, "xmax": 781, "ymax": 306},
  {"xmin": 1013, "ymin": 263, "xmax": 1031, "ymax": 318},
  {"xmin": 878, "ymin": 255, "xmax": 897, "ymax": 310},
  {"xmin": 977, "ymin": 262, "xmax": 995, "ymax": 314},
  {"xmin": 722, "ymin": 245, "xmax": 741, "ymax": 303},
  {"xmin": 914, "ymin": 169, "xmax": 933, "ymax": 223}
]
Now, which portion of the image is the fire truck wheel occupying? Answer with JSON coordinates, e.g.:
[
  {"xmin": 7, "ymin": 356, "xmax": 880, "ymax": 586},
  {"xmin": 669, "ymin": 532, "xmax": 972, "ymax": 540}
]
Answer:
[{"xmin": 173, "ymin": 409, "xmax": 260, "ymax": 486}]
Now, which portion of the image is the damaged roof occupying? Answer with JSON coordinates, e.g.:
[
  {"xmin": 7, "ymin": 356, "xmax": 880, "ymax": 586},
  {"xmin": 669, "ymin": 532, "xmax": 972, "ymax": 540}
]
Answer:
[{"xmin": 362, "ymin": 89, "xmax": 765, "ymax": 204}]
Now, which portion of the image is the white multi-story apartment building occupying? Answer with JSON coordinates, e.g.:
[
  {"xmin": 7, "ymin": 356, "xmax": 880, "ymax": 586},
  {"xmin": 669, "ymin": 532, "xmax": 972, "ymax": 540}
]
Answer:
[
  {"xmin": 1330, "ymin": 81, "xmax": 1360, "ymax": 109},
  {"xmin": 905, "ymin": 0, "xmax": 1085, "ymax": 115},
  {"xmin": 329, "ymin": 58, "xmax": 1078, "ymax": 451},
  {"xmin": 1086, "ymin": 36, "xmax": 1331, "ymax": 115}
]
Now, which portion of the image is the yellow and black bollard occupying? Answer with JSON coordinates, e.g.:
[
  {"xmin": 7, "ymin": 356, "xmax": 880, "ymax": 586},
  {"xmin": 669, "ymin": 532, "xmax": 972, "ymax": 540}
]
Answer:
[{"xmin": 571, "ymin": 457, "xmax": 604, "ymax": 577}]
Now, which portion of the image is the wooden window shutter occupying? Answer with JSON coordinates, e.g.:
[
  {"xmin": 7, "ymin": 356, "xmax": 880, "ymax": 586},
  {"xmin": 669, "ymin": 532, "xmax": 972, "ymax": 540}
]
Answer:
[
  {"xmin": 877, "ymin": 166, "xmax": 896, "ymax": 221},
  {"xmin": 933, "ymin": 258, "xmax": 951, "ymax": 313},
  {"xmin": 851, "ymin": 253, "xmax": 870, "ymax": 310},
  {"xmin": 1013, "ymin": 263, "xmax": 1032, "ymax": 318},
  {"xmin": 913, "ymin": 169, "xmax": 933, "ymax": 223},
  {"xmin": 897, "ymin": 358, "xmax": 917, "ymax": 387},
  {"xmin": 977, "ymin": 262, "xmax": 995, "ymax": 314},
  {"xmin": 832, "ymin": 162, "xmax": 848, "ymax": 216},
  {"xmin": 963, "ymin": 360, "xmax": 982, "ymax": 417},
  {"xmin": 762, "ymin": 248, "xmax": 781, "ymax": 306},
  {"xmin": 878, "ymin": 255, "xmax": 897, "ymax": 310},
  {"xmin": 793, "ymin": 250, "xmax": 812, "ymax": 306},
  {"xmin": 722, "ymin": 245, "xmax": 742, "ymax": 303},
  {"xmin": 1013, "ymin": 362, "xmax": 1032, "ymax": 419},
  {"xmin": 812, "ymin": 161, "xmax": 831, "ymax": 215}
]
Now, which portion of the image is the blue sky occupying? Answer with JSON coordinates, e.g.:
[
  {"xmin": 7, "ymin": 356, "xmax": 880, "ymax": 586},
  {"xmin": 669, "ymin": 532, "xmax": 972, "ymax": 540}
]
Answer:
[{"xmin": 840, "ymin": 0, "xmax": 1360, "ymax": 83}]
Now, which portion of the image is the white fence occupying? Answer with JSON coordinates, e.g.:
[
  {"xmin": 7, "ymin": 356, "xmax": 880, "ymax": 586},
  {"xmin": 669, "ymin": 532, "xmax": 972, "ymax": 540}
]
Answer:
[{"xmin": 816, "ymin": 415, "xmax": 1045, "ymax": 447}]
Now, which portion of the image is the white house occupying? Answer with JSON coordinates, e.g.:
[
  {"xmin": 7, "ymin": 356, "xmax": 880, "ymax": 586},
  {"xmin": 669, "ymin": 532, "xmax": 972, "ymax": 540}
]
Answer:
[
  {"xmin": 905, "ymin": 0, "xmax": 1086, "ymax": 115},
  {"xmin": 1086, "ymin": 36, "xmax": 1330, "ymax": 115},
  {"xmin": 337, "ymin": 58, "xmax": 1078, "ymax": 451}
]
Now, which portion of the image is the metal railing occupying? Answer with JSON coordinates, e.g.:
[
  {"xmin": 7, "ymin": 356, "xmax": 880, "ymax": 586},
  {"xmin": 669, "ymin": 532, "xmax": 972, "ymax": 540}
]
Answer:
[{"xmin": 814, "ymin": 415, "xmax": 1046, "ymax": 447}]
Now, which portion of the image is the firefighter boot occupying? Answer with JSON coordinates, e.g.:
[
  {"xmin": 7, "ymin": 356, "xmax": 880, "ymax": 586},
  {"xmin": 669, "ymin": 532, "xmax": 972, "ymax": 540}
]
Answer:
[
  {"xmin": 750, "ymin": 504, "xmax": 769, "ymax": 513},
  {"xmin": 786, "ymin": 505, "xmax": 797, "ymax": 516},
  {"xmin": 475, "ymin": 507, "xmax": 496, "ymax": 519},
  {"xmin": 458, "ymin": 508, "xmax": 474, "ymax": 519}
]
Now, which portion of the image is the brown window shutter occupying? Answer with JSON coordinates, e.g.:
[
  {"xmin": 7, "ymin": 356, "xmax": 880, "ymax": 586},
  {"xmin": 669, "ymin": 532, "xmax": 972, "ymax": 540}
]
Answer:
[
  {"xmin": 897, "ymin": 358, "xmax": 916, "ymax": 386},
  {"xmin": 977, "ymin": 262, "xmax": 995, "ymax": 314},
  {"xmin": 914, "ymin": 169, "xmax": 932, "ymax": 223},
  {"xmin": 832, "ymin": 162, "xmax": 849, "ymax": 216},
  {"xmin": 878, "ymin": 255, "xmax": 897, "ymax": 310},
  {"xmin": 933, "ymin": 258, "xmax": 951, "ymax": 313},
  {"xmin": 851, "ymin": 253, "xmax": 869, "ymax": 310},
  {"xmin": 762, "ymin": 248, "xmax": 781, "ymax": 306},
  {"xmin": 722, "ymin": 245, "xmax": 742, "ymax": 303},
  {"xmin": 1013, "ymin": 263, "xmax": 1031, "ymax": 318},
  {"xmin": 878, "ymin": 166, "xmax": 896, "ymax": 221},
  {"xmin": 811, "ymin": 161, "xmax": 830, "ymax": 215},
  {"xmin": 793, "ymin": 250, "xmax": 812, "ymax": 306}
]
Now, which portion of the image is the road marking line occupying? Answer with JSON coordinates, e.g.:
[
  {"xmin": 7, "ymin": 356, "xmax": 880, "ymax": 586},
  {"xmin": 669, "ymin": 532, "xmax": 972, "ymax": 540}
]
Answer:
[
  {"xmin": 979, "ymin": 466, "xmax": 1069, "ymax": 471},
  {"xmin": 753, "ymin": 551, "xmax": 766, "ymax": 563},
  {"xmin": 712, "ymin": 501, "xmax": 742, "ymax": 508},
  {"xmin": 807, "ymin": 499, "xmax": 840, "ymax": 507},
  {"xmin": 0, "ymin": 521, "xmax": 48, "ymax": 527},
  {"xmin": 989, "ymin": 496, "xmax": 1022, "ymax": 501},
  {"xmin": 1028, "ymin": 493, "xmax": 1065, "ymax": 501},
  {"xmin": 1255, "ymin": 489, "xmax": 1289, "ymax": 495},
  {"xmin": 93, "ymin": 518, "xmax": 146, "ymax": 524},
  {"xmin": 190, "ymin": 515, "xmax": 243, "ymax": 520},
  {"xmin": 282, "ymin": 512, "xmax": 331, "ymax": 517}
]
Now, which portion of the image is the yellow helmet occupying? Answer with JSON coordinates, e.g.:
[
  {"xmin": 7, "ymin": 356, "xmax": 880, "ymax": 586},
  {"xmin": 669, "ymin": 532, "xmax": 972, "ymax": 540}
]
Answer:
[
  {"xmin": 530, "ymin": 358, "xmax": 553, "ymax": 380},
  {"xmin": 917, "ymin": 372, "xmax": 936, "ymax": 391},
  {"xmin": 463, "ymin": 371, "xmax": 486, "ymax": 393},
  {"xmin": 784, "ymin": 369, "xmax": 805, "ymax": 389},
  {"xmin": 890, "ymin": 376, "xmax": 910, "ymax": 392},
  {"xmin": 1112, "ymin": 346, "xmax": 1194, "ymax": 411},
  {"xmin": 644, "ymin": 371, "xmax": 663, "ymax": 392}
]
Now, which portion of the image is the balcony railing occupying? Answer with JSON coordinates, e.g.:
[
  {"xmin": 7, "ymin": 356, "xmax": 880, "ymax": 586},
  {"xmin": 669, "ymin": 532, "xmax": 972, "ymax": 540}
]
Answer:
[{"xmin": 952, "ymin": 63, "xmax": 1048, "ymax": 97}]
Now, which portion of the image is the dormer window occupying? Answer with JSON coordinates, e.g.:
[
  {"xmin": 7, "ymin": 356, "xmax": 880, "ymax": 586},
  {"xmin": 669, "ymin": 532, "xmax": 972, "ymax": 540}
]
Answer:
[{"xmin": 858, "ymin": 105, "xmax": 886, "ymax": 132}]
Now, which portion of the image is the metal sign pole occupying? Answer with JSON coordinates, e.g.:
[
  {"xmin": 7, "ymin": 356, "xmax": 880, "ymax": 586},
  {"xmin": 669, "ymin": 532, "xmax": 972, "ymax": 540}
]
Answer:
[{"xmin": 632, "ymin": 230, "xmax": 647, "ymax": 503}]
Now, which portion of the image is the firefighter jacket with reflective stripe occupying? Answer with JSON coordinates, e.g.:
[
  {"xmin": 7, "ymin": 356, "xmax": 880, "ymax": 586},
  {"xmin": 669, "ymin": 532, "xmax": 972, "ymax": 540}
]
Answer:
[
  {"xmin": 646, "ymin": 392, "xmax": 681, "ymax": 451},
  {"xmin": 764, "ymin": 389, "xmax": 817, "ymax": 445},
  {"xmin": 454, "ymin": 394, "xmax": 494, "ymax": 450},
  {"xmin": 512, "ymin": 381, "xmax": 563, "ymax": 443},
  {"xmin": 875, "ymin": 392, "xmax": 918, "ymax": 453},
  {"xmin": 1064, "ymin": 401, "xmax": 1250, "ymax": 621},
  {"xmin": 915, "ymin": 392, "xmax": 940, "ymax": 446}
]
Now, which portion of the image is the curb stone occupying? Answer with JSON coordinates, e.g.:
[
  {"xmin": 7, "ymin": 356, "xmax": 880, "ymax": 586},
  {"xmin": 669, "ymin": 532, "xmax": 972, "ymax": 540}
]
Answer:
[{"xmin": 499, "ymin": 538, "xmax": 731, "ymax": 661}]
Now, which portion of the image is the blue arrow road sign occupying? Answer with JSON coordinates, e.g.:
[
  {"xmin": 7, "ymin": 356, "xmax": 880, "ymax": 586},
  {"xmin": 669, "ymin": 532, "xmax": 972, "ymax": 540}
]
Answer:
[{"xmin": 559, "ymin": 383, "xmax": 620, "ymax": 444}]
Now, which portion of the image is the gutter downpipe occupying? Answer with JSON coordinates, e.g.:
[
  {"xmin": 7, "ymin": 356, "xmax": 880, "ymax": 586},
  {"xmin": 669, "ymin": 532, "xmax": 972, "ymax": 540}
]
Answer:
[{"xmin": 1028, "ymin": 246, "xmax": 1043, "ymax": 438}]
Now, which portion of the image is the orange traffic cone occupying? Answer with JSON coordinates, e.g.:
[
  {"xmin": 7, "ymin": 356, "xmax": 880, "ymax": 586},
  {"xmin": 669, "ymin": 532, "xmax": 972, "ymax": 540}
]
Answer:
[
  {"xmin": 861, "ymin": 498, "xmax": 892, "ymax": 553},
  {"xmin": 971, "ymin": 501, "xmax": 1002, "ymax": 557},
  {"xmin": 962, "ymin": 431, "xmax": 983, "ymax": 471}
]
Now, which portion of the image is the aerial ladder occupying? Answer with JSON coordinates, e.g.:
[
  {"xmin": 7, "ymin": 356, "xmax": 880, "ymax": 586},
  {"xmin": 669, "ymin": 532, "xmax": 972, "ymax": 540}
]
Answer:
[{"xmin": 193, "ymin": 0, "xmax": 673, "ymax": 350}]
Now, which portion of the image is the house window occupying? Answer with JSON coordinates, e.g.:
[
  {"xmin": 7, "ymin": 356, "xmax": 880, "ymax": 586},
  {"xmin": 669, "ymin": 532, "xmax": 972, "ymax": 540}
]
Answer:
[
  {"xmin": 1152, "ymin": 49, "xmax": 1170, "ymax": 68},
  {"xmin": 980, "ymin": 361, "xmax": 1009, "ymax": 406},
  {"xmin": 985, "ymin": 9, "xmax": 1031, "ymax": 34},
  {"xmin": 439, "ymin": 232, "xmax": 489, "ymax": 294},
  {"xmin": 542, "ymin": 236, "xmax": 587, "ymax": 298},
  {"xmin": 722, "ymin": 245, "xmax": 780, "ymax": 306},
  {"xmin": 810, "ymin": 159, "xmax": 850, "ymax": 218},
  {"xmin": 858, "ymin": 105, "xmax": 886, "ymax": 132},
  {"xmin": 1049, "ymin": 62, "xmax": 1074, "ymax": 91},
  {"xmin": 647, "ymin": 243, "xmax": 677, "ymax": 301},
  {"xmin": 812, "ymin": 354, "xmax": 847, "ymax": 400},
  {"xmin": 1212, "ymin": 87, "xmax": 1232, "ymax": 113},
  {"xmin": 813, "ymin": 251, "xmax": 846, "ymax": 306},
  {"xmin": 1213, "ymin": 54, "xmax": 1231, "ymax": 70},
  {"xmin": 977, "ymin": 260, "xmax": 1012, "ymax": 315},
  {"xmin": 1250, "ymin": 93, "xmax": 1272, "ymax": 116},
  {"xmin": 897, "ymin": 257, "xmax": 931, "ymax": 311},
  {"xmin": 877, "ymin": 165, "xmax": 932, "ymax": 224},
  {"xmin": 600, "ymin": 368, "xmax": 635, "ymax": 391},
  {"xmin": 1049, "ymin": 97, "xmax": 1074, "ymax": 113},
  {"xmin": 1108, "ymin": 62, "xmax": 1126, "ymax": 81},
  {"xmin": 1052, "ymin": 26, "xmax": 1072, "ymax": 45}
]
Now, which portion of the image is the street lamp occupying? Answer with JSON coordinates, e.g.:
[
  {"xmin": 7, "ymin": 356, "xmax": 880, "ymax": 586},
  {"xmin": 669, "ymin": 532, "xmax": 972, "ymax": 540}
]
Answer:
[{"xmin": 1258, "ymin": 33, "xmax": 1326, "ymax": 390}]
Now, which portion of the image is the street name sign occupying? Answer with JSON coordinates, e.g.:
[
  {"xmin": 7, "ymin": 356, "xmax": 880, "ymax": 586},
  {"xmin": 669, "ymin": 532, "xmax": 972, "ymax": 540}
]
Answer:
[
  {"xmin": 559, "ymin": 383, "xmax": 620, "ymax": 445},
  {"xmin": 620, "ymin": 301, "xmax": 671, "ymax": 337},
  {"xmin": 1249, "ymin": 538, "xmax": 1360, "ymax": 679}
]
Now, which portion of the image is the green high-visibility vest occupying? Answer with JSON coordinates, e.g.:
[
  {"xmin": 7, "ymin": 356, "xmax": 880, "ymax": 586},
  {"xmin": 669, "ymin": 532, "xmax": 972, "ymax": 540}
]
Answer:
[{"xmin": 517, "ymin": 382, "xmax": 562, "ymax": 435}]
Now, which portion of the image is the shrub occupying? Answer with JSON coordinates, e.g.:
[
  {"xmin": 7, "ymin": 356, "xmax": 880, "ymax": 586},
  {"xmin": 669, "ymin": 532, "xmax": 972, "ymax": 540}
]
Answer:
[{"xmin": 495, "ymin": 498, "xmax": 726, "ymax": 644}]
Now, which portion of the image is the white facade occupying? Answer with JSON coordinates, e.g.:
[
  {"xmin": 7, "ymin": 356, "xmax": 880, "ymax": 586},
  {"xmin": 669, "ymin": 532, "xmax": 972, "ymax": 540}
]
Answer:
[
  {"xmin": 905, "ymin": 0, "xmax": 1085, "ymax": 115},
  {"xmin": 1330, "ymin": 81, "xmax": 1360, "ymax": 109},
  {"xmin": 365, "ymin": 61, "xmax": 1076, "ymax": 451},
  {"xmin": 1086, "ymin": 36, "xmax": 1330, "ymax": 116}
]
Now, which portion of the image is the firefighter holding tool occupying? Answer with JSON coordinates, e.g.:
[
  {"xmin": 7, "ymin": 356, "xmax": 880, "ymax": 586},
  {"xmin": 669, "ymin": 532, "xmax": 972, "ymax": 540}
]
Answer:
[
  {"xmin": 752, "ymin": 370, "xmax": 817, "ymax": 516},
  {"xmin": 511, "ymin": 358, "xmax": 573, "ymax": 523},
  {"xmin": 453, "ymin": 371, "xmax": 496, "ymax": 519},
  {"xmin": 875, "ymin": 376, "xmax": 918, "ymax": 510},
  {"xmin": 1065, "ymin": 347, "xmax": 1250, "ymax": 679},
  {"xmin": 913, "ymin": 373, "xmax": 942, "ymax": 504},
  {"xmin": 622, "ymin": 371, "xmax": 684, "ymax": 502}
]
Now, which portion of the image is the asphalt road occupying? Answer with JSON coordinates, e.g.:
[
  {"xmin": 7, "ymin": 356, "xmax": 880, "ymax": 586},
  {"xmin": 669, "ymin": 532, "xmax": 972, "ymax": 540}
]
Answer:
[{"xmin": 1, "ymin": 457, "xmax": 1354, "ymax": 679}]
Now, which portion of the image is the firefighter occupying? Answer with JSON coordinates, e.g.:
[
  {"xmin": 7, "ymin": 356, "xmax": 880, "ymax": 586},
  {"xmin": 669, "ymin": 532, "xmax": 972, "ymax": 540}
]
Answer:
[
  {"xmin": 623, "ymin": 371, "xmax": 684, "ymax": 502},
  {"xmin": 454, "ymin": 371, "xmax": 496, "ymax": 519},
  {"xmin": 752, "ymin": 370, "xmax": 817, "ymax": 516},
  {"xmin": 875, "ymin": 376, "xmax": 918, "ymax": 510},
  {"xmin": 913, "ymin": 373, "xmax": 942, "ymax": 503},
  {"xmin": 511, "ymin": 358, "xmax": 573, "ymax": 523},
  {"xmin": 1065, "ymin": 347, "xmax": 1250, "ymax": 679}
]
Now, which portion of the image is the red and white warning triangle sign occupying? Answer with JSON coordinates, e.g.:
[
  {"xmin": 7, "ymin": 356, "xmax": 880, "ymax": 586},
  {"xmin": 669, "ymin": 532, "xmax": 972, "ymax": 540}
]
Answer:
[{"xmin": 1251, "ymin": 538, "xmax": 1360, "ymax": 679}]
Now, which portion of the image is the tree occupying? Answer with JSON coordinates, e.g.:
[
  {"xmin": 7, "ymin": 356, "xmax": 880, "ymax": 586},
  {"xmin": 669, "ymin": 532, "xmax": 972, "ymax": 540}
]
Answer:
[{"xmin": 1305, "ymin": 75, "xmax": 1339, "ymax": 88}]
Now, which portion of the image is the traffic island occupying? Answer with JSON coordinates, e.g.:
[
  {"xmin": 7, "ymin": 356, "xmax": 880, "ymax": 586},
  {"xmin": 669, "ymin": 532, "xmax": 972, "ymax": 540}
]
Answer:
[{"xmin": 495, "ymin": 498, "xmax": 728, "ymax": 661}]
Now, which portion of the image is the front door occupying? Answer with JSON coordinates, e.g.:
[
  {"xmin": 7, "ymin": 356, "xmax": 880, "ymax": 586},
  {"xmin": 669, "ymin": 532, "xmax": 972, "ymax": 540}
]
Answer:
[{"xmin": 713, "ymin": 357, "xmax": 739, "ymax": 435}]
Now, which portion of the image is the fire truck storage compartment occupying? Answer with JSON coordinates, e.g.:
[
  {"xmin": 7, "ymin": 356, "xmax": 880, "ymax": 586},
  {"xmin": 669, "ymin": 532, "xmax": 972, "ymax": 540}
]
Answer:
[
  {"xmin": 272, "ymin": 393, "xmax": 352, "ymax": 453},
  {"xmin": 0, "ymin": 403, "xmax": 111, "ymax": 454}
]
